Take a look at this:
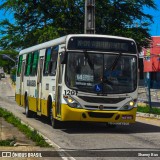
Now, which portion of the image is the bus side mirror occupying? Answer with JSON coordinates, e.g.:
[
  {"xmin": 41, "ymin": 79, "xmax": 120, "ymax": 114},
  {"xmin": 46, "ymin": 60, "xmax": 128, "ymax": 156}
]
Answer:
[{"xmin": 60, "ymin": 52, "xmax": 67, "ymax": 64}]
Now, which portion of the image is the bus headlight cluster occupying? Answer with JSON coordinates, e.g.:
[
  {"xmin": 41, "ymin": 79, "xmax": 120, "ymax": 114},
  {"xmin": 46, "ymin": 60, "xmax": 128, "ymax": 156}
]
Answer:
[
  {"xmin": 120, "ymin": 99, "xmax": 137, "ymax": 111},
  {"xmin": 63, "ymin": 96, "xmax": 82, "ymax": 108}
]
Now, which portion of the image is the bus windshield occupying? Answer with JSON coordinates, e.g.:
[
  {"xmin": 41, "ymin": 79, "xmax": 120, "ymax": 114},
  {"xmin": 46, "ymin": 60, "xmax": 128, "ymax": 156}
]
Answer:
[{"xmin": 66, "ymin": 52, "xmax": 137, "ymax": 94}]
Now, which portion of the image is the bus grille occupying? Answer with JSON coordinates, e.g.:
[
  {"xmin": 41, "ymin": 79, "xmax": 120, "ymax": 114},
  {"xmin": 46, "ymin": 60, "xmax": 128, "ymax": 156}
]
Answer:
[
  {"xmin": 85, "ymin": 105, "xmax": 118, "ymax": 110},
  {"xmin": 88, "ymin": 112, "xmax": 114, "ymax": 118},
  {"xmin": 78, "ymin": 96, "xmax": 125, "ymax": 104}
]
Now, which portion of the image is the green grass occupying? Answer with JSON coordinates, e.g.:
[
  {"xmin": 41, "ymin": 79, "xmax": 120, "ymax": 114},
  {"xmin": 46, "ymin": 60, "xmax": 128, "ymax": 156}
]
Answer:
[
  {"xmin": 137, "ymin": 105, "xmax": 160, "ymax": 115},
  {"xmin": 0, "ymin": 107, "xmax": 51, "ymax": 147},
  {"xmin": 0, "ymin": 137, "xmax": 16, "ymax": 146}
]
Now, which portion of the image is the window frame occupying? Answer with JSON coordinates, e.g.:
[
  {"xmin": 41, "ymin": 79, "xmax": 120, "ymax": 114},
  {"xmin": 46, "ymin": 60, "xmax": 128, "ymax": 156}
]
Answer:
[
  {"xmin": 49, "ymin": 46, "xmax": 58, "ymax": 76},
  {"xmin": 17, "ymin": 55, "xmax": 23, "ymax": 77},
  {"xmin": 43, "ymin": 46, "xmax": 58, "ymax": 76},
  {"xmin": 43, "ymin": 48, "xmax": 52, "ymax": 76},
  {"xmin": 30, "ymin": 51, "xmax": 39, "ymax": 76},
  {"xmin": 25, "ymin": 53, "xmax": 33, "ymax": 76}
]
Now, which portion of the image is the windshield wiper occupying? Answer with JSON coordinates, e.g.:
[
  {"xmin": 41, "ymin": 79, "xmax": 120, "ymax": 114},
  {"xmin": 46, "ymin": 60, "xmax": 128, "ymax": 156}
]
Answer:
[
  {"xmin": 84, "ymin": 51, "xmax": 94, "ymax": 70},
  {"xmin": 110, "ymin": 52, "xmax": 122, "ymax": 71},
  {"xmin": 102, "ymin": 53, "xmax": 122, "ymax": 86}
]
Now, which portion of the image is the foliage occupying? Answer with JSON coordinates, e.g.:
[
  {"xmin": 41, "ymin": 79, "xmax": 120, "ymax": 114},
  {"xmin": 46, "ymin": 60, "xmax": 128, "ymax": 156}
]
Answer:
[
  {"xmin": 0, "ymin": 107, "xmax": 50, "ymax": 147},
  {"xmin": 0, "ymin": 0, "xmax": 157, "ymax": 51},
  {"xmin": 10, "ymin": 67, "xmax": 16, "ymax": 75},
  {"xmin": 0, "ymin": 137, "xmax": 16, "ymax": 146},
  {"xmin": 10, "ymin": 67, "xmax": 16, "ymax": 84},
  {"xmin": 0, "ymin": 50, "xmax": 18, "ymax": 73},
  {"xmin": 95, "ymin": 0, "xmax": 156, "ymax": 51},
  {"xmin": 137, "ymin": 105, "xmax": 160, "ymax": 115}
]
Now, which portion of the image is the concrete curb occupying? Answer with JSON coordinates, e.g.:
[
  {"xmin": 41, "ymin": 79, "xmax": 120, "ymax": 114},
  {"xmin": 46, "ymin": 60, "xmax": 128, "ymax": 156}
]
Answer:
[
  {"xmin": 136, "ymin": 112, "xmax": 160, "ymax": 120},
  {"xmin": 12, "ymin": 116, "xmax": 76, "ymax": 160},
  {"xmin": 0, "ymin": 105, "xmax": 75, "ymax": 160}
]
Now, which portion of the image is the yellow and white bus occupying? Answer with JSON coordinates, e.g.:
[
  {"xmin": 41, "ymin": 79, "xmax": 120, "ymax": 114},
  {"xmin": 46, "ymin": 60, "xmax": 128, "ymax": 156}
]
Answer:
[{"xmin": 16, "ymin": 34, "xmax": 138, "ymax": 128}]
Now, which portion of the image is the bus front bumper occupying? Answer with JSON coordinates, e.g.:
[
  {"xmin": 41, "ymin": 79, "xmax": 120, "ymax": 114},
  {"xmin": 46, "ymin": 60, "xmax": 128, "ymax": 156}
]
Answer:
[{"xmin": 60, "ymin": 104, "xmax": 137, "ymax": 123}]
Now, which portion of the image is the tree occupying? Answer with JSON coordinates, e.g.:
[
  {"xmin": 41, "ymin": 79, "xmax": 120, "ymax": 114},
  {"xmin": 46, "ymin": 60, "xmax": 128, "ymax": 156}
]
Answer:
[
  {"xmin": 0, "ymin": 0, "xmax": 157, "ymax": 51},
  {"xmin": 95, "ymin": 0, "xmax": 156, "ymax": 51},
  {"xmin": 0, "ymin": 50, "xmax": 18, "ymax": 73}
]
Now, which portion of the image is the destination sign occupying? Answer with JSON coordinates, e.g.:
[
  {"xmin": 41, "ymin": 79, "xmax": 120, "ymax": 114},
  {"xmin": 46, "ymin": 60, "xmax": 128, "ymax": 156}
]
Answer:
[{"xmin": 68, "ymin": 37, "xmax": 137, "ymax": 53}]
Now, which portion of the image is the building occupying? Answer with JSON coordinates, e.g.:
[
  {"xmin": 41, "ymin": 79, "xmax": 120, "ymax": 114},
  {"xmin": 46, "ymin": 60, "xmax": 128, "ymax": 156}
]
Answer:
[{"xmin": 142, "ymin": 36, "xmax": 160, "ymax": 88}]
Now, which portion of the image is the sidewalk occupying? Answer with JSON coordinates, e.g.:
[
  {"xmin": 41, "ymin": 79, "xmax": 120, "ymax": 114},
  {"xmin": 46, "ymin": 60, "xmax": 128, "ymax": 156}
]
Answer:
[
  {"xmin": 0, "ymin": 116, "xmax": 62, "ymax": 160},
  {"xmin": 0, "ymin": 76, "xmax": 62, "ymax": 160},
  {"xmin": 138, "ymin": 86, "xmax": 160, "ymax": 107}
]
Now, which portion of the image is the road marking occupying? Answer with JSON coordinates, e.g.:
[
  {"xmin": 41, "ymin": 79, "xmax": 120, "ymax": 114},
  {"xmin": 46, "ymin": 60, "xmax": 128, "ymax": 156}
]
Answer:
[{"xmin": 36, "ymin": 131, "xmax": 76, "ymax": 160}]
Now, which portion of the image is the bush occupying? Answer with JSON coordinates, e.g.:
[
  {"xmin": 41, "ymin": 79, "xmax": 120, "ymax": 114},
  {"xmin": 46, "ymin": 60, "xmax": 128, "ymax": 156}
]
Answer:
[
  {"xmin": 0, "ymin": 107, "xmax": 50, "ymax": 147},
  {"xmin": 137, "ymin": 105, "xmax": 160, "ymax": 115},
  {"xmin": 10, "ymin": 68, "xmax": 16, "ymax": 84}
]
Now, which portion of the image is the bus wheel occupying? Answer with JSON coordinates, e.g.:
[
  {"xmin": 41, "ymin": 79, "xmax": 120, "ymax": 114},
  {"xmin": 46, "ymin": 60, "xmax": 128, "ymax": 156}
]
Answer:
[
  {"xmin": 49, "ymin": 106, "xmax": 60, "ymax": 129},
  {"xmin": 25, "ymin": 97, "xmax": 33, "ymax": 118}
]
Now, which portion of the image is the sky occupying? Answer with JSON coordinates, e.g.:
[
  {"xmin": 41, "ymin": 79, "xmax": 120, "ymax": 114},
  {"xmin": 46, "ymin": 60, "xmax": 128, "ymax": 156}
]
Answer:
[
  {"xmin": 143, "ymin": 0, "xmax": 160, "ymax": 36},
  {"xmin": 0, "ymin": 0, "xmax": 160, "ymax": 36}
]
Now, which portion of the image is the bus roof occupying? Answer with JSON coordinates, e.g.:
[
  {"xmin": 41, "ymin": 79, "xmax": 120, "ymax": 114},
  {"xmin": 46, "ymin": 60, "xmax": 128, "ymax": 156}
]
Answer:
[
  {"xmin": 19, "ymin": 34, "xmax": 135, "ymax": 55},
  {"xmin": 19, "ymin": 36, "xmax": 67, "ymax": 55}
]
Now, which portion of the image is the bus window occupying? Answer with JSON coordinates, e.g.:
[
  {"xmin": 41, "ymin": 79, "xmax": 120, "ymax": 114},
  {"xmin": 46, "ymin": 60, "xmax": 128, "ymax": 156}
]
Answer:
[
  {"xmin": 44, "ymin": 48, "xmax": 51, "ymax": 76},
  {"xmin": 31, "ymin": 51, "xmax": 39, "ymax": 76},
  {"xmin": 25, "ymin": 53, "xmax": 33, "ymax": 76},
  {"xmin": 17, "ymin": 55, "xmax": 23, "ymax": 77},
  {"xmin": 49, "ymin": 47, "xmax": 58, "ymax": 76}
]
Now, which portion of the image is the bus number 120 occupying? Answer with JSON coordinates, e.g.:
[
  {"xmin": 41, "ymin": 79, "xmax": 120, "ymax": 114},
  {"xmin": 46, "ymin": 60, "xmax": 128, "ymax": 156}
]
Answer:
[{"xmin": 64, "ymin": 90, "xmax": 78, "ymax": 96}]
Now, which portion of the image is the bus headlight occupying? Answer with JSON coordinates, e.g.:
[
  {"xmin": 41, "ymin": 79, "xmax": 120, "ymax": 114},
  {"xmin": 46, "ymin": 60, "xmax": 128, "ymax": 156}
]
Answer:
[
  {"xmin": 120, "ymin": 99, "xmax": 137, "ymax": 111},
  {"xmin": 63, "ymin": 96, "xmax": 82, "ymax": 108}
]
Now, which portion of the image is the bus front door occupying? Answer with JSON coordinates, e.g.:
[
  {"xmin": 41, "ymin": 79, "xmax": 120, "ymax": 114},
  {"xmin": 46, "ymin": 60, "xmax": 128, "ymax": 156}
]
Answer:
[
  {"xmin": 55, "ymin": 61, "xmax": 63, "ymax": 118},
  {"xmin": 36, "ymin": 57, "xmax": 44, "ymax": 115}
]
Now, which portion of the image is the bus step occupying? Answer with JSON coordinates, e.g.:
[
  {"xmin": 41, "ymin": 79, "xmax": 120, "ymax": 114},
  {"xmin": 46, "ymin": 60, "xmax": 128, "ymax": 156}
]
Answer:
[{"xmin": 37, "ymin": 111, "xmax": 41, "ymax": 116}]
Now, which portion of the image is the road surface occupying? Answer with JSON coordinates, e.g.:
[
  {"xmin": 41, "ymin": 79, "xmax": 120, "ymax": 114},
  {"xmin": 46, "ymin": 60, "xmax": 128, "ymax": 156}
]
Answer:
[{"xmin": 0, "ymin": 76, "xmax": 160, "ymax": 160}]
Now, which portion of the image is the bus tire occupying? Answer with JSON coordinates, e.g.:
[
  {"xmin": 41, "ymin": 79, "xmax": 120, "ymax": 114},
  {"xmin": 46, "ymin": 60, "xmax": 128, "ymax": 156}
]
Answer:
[
  {"xmin": 48, "ymin": 101, "xmax": 60, "ymax": 129},
  {"xmin": 25, "ymin": 97, "xmax": 33, "ymax": 118}
]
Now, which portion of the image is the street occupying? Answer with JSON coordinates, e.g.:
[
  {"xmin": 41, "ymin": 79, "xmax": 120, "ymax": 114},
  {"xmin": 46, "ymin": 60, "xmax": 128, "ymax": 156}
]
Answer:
[{"xmin": 0, "ymin": 76, "xmax": 160, "ymax": 160}]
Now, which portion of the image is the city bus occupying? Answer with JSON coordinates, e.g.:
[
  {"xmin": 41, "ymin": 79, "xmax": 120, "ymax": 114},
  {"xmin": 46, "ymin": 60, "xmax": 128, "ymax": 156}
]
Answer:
[{"xmin": 15, "ymin": 34, "xmax": 138, "ymax": 128}]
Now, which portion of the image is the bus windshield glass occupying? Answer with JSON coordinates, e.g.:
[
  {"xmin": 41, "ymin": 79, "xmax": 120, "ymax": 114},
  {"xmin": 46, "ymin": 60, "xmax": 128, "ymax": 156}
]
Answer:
[{"xmin": 66, "ymin": 52, "xmax": 137, "ymax": 94}]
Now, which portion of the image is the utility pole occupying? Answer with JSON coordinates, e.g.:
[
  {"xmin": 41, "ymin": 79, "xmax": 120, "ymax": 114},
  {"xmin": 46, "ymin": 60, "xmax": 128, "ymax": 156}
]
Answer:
[{"xmin": 84, "ymin": 0, "xmax": 95, "ymax": 34}]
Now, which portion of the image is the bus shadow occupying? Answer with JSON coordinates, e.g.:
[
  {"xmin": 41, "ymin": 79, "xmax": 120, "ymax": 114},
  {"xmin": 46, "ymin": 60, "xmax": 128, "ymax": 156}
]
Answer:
[
  {"xmin": 59, "ymin": 121, "xmax": 160, "ymax": 134},
  {"xmin": 23, "ymin": 113, "xmax": 160, "ymax": 134}
]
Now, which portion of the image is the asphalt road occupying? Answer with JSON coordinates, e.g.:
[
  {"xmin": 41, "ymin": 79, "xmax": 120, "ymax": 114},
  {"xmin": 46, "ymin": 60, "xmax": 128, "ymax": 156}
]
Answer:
[{"xmin": 0, "ymin": 76, "xmax": 160, "ymax": 160}]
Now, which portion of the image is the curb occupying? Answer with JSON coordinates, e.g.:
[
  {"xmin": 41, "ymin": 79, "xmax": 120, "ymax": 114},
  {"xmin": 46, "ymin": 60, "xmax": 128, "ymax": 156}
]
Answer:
[
  {"xmin": 0, "ymin": 105, "xmax": 75, "ymax": 160},
  {"xmin": 12, "ymin": 115, "xmax": 76, "ymax": 160},
  {"xmin": 136, "ymin": 112, "xmax": 160, "ymax": 120},
  {"xmin": 19, "ymin": 121, "xmax": 55, "ymax": 147}
]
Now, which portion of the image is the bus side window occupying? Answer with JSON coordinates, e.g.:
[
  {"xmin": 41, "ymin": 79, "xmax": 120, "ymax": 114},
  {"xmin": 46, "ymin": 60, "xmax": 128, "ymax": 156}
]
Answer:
[
  {"xmin": 25, "ymin": 53, "xmax": 33, "ymax": 76},
  {"xmin": 17, "ymin": 55, "xmax": 23, "ymax": 77},
  {"xmin": 31, "ymin": 51, "xmax": 39, "ymax": 76},
  {"xmin": 44, "ymin": 48, "xmax": 51, "ymax": 76},
  {"xmin": 49, "ymin": 46, "xmax": 58, "ymax": 76}
]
